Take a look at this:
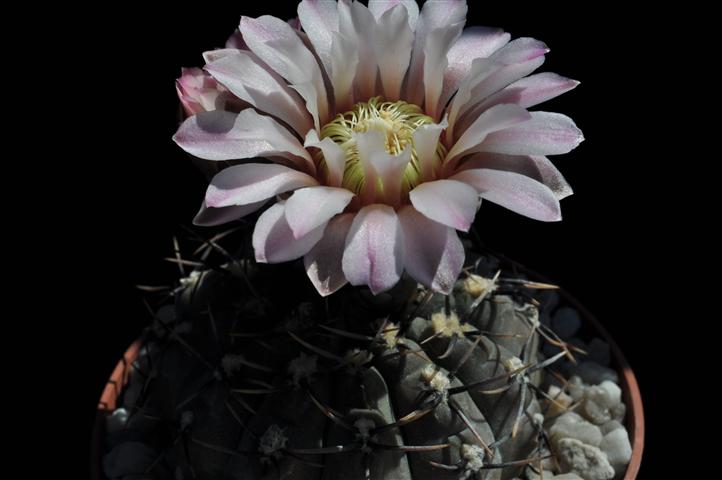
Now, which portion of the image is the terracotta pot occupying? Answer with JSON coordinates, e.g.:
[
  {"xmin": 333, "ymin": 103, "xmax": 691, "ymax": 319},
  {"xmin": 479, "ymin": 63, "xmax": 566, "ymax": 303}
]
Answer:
[
  {"xmin": 90, "ymin": 340, "xmax": 142, "ymax": 480},
  {"xmin": 556, "ymin": 289, "xmax": 644, "ymax": 478},
  {"xmin": 91, "ymin": 280, "xmax": 643, "ymax": 479}
]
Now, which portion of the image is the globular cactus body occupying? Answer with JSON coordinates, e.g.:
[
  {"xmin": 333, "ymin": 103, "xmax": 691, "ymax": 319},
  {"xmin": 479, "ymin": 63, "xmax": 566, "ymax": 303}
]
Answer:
[{"xmin": 103, "ymin": 253, "xmax": 587, "ymax": 480}]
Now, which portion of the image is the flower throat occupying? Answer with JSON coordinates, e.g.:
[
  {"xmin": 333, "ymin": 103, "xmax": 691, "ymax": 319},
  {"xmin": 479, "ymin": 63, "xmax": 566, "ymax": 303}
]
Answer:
[{"xmin": 318, "ymin": 97, "xmax": 446, "ymax": 197}]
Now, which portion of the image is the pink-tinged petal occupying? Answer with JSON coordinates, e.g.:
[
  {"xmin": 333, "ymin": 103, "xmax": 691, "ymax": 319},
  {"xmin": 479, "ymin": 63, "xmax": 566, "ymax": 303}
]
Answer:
[
  {"xmin": 480, "ymin": 111, "xmax": 584, "ymax": 156},
  {"xmin": 337, "ymin": 0, "xmax": 378, "ymax": 101},
  {"xmin": 423, "ymin": 20, "xmax": 466, "ymax": 119},
  {"xmin": 409, "ymin": 179, "xmax": 480, "ymax": 232},
  {"xmin": 493, "ymin": 37, "xmax": 550, "ymax": 64},
  {"xmin": 450, "ymin": 26, "xmax": 511, "ymax": 61},
  {"xmin": 368, "ymin": 0, "xmax": 419, "ymax": 30},
  {"xmin": 439, "ymin": 26, "xmax": 511, "ymax": 110},
  {"xmin": 354, "ymin": 130, "xmax": 412, "ymax": 206},
  {"xmin": 477, "ymin": 72, "xmax": 580, "ymax": 111},
  {"xmin": 288, "ymin": 80, "xmax": 324, "ymax": 132},
  {"xmin": 240, "ymin": 15, "xmax": 329, "ymax": 129},
  {"xmin": 225, "ymin": 30, "xmax": 248, "ymax": 50},
  {"xmin": 450, "ymin": 168, "xmax": 561, "ymax": 221},
  {"xmin": 412, "ymin": 117, "xmax": 447, "ymax": 182},
  {"xmin": 253, "ymin": 201, "xmax": 326, "ymax": 263},
  {"xmin": 445, "ymin": 104, "xmax": 532, "ymax": 168},
  {"xmin": 173, "ymin": 110, "xmax": 314, "ymax": 173},
  {"xmin": 454, "ymin": 153, "xmax": 573, "ymax": 200},
  {"xmin": 202, "ymin": 48, "xmax": 242, "ymax": 64},
  {"xmin": 285, "ymin": 186, "xmax": 355, "ymax": 239},
  {"xmin": 304, "ymin": 130, "xmax": 345, "ymax": 187},
  {"xmin": 354, "ymin": 130, "xmax": 383, "ymax": 204},
  {"xmin": 193, "ymin": 200, "xmax": 266, "ymax": 227},
  {"xmin": 288, "ymin": 17, "xmax": 302, "ymax": 30},
  {"xmin": 304, "ymin": 213, "xmax": 355, "ymax": 296},
  {"xmin": 297, "ymin": 0, "xmax": 339, "ymax": 74},
  {"xmin": 444, "ymin": 57, "xmax": 492, "ymax": 141},
  {"xmin": 206, "ymin": 163, "xmax": 318, "ymax": 208},
  {"xmin": 374, "ymin": 5, "xmax": 414, "ymax": 101},
  {"xmin": 329, "ymin": 31, "xmax": 360, "ymax": 112},
  {"xmin": 371, "ymin": 147, "xmax": 412, "ymax": 208},
  {"xmin": 176, "ymin": 67, "xmax": 234, "ymax": 116},
  {"xmin": 405, "ymin": 0, "xmax": 468, "ymax": 106},
  {"xmin": 446, "ymin": 38, "xmax": 547, "ymax": 140},
  {"xmin": 398, "ymin": 206, "xmax": 465, "ymax": 294},
  {"xmin": 342, "ymin": 204, "xmax": 404, "ymax": 295},
  {"xmin": 205, "ymin": 52, "xmax": 313, "ymax": 137}
]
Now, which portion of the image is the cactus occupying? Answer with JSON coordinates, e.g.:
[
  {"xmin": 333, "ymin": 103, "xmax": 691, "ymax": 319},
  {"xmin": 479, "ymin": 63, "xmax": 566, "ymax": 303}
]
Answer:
[
  {"xmin": 98, "ymin": 2, "xmax": 633, "ymax": 478},
  {"xmin": 102, "ymin": 232, "xmax": 590, "ymax": 480}
]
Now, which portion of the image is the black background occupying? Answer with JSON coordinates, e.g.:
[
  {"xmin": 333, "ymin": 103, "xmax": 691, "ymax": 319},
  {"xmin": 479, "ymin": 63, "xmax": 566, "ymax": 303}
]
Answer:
[{"xmin": 67, "ymin": 1, "xmax": 682, "ymax": 477}]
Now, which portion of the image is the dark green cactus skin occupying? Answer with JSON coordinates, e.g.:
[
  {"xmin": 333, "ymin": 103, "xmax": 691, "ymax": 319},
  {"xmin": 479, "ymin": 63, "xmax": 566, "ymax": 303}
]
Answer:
[{"xmin": 104, "ymin": 253, "xmax": 564, "ymax": 480}]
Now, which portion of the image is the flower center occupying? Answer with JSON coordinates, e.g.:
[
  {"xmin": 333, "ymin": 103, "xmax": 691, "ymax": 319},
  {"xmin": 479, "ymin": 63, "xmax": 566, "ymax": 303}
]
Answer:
[{"xmin": 318, "ymin": 97, "xmax": 446, "ymax": 198}]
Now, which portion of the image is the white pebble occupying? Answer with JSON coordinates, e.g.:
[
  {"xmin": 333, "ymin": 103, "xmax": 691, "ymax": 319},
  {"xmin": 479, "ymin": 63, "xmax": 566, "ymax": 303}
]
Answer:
[
  {"xmin": 611, "ymin": 402, "xmax": 626, "ymax": 422},
  {"xmin": 567, "ymin": 376, "xmax": 586, "ymax": 402},
  {"xmin": 556, "ymin": 437, "xmax": 615, "ymax": 480},
  {"xmin": 600, "ymin": 420, "xmax": 624, "ymax": 435},
  {"xmin": 105, "ymin": 408, "xmax": 129, "ymax": 434},
  {"xmin": 599, "ymin": 428, "xmax": 632, "ymax": 473},
  {"xmin": 547, "ymin": 385, "xmax": 573, "ymax": 419},
  {"xmin": 580, "ymin": 381, "xmax": 622, "ymax": 425},
  {"xmin": 572, "ymin": 362, "xmax": 619, "ymax": 385},
  {"xmin": 550, "ymin": 412, "xmax": 603, "ymax": 448}
]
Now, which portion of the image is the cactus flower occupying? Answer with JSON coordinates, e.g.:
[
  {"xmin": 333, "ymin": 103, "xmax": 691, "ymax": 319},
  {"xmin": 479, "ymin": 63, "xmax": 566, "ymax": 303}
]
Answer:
[{"xmin": 173, "ymin": 0, "xmax": 583, "ymax": 296}]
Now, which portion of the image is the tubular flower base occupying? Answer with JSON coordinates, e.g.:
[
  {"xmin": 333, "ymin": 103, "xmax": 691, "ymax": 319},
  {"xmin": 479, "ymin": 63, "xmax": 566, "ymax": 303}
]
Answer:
[{"xmin": 173, "ymin": 0, "xmax": 583, "ymax": 296}]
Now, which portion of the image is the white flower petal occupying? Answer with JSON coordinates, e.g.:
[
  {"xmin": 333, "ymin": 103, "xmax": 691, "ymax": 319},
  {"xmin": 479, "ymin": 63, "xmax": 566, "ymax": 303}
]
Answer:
[
  {"xmin": 405, "ymin": 0, "xmax": 468, "ymax": 107},
  {"xmin": 297, "ymin": 0, "xmax": 339, "ymax": 75},
  {"xmin": 241, "ymin": 15, "xmax": 329, "ymax": 129},
  {"xmin": 374, "ymin": 5, "xmax": 414, "ymax": 101},
  {"xmin": 329, "ymin": 31, "xmax": 360, "ymax": 112},
  {"xmin": 398, "ymin": 205, "xmax": 465, "ymax": 294},
  {"xmin": 480, "ymin": 111, "xmax": 584, "ymax": 156},
  {"xmin": 253, "ymin": 201, "xmax": 326, "ymax": 263},
  {"xmin": 304, "ymin": 213, "xmax": 355, "ymax": 296},
  {"xmin": 205, "ymin": 51, "xmax": 313, "ymax": 136},
  {"xmin": 342, "ymin": 204, "xmax": 404, "ymax": 295},
  {"xmin": 304, "ymin": 129, "xmax": 346, "ymax": 187},
  {"xmin": 423, "ymin": 20, "xmax": 466, "ymax": 119},
  {"xmin": 439, "ymin": 26, "xmax": 511, "ymax": 111},
  {"xmin": 206, "ymin": 163, "xmax": 318, "ymax": 208},
  {"xmin": 203, "ymin": 48, "xmax": 242, "ymax": 64},
  {"xmin": 173, "ymin": 110, "xmax": 314, "ymax": 174},
  {"xmin": 412, "ymin": 116, "xmax": 448, "ymax": 182},
  {"xmin": 193, "ymin": 200, "xmax": 267, "ymax": 227},
  {"xmin": 409, "ymin": 179, "xmax": 480, "ymax": 232},
  {"xmin": 354, "ymin": 130, "xmax": 412, "ymax": 206},
  {"xmin": 337, "ymin": 0, "xmax": 378, "ymax": 101},
  {"xmin": 454, "ymin": 153, "xmax": 573, "ymax": 200},
  {"xmin": 451, "ymin": 168, "xmax": 562, "ymax": 221},
  {"xmin": 354, "ymin": 130, "xmax": 384, "ymax": 204},
  {"xmin": 368, "ymin": 0, "xmax": 419, "ymax": 30},
  {"xmin": 447, "ymin": 38, "xmax": 547, "ymax": 140},
  {"xmin": 476, "ymin": 72, "xmax": 580, "ymax": 111},
  {"xmin": 445, "ymin": 103, "xmax": 532, "ymax": 167},
  {"xmin": 285, "ymin": 186, "xmax": 354, "ymax": 239}
]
